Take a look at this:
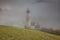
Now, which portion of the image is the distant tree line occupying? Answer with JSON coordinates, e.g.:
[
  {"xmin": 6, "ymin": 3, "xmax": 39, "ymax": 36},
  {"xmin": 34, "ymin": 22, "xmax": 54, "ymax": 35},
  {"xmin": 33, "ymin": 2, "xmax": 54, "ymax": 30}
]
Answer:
[{"xmin": 39, "ymin": 27, "xmax": 60, "ymax": 36}]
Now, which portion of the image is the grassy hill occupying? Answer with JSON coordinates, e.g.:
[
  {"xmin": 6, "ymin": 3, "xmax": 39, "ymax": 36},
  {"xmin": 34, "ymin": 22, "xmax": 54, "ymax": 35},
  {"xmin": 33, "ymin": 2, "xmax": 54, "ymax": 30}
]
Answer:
[{"xmin": 0, "ymin": 25, "xmax": 60, "ymax": 40}]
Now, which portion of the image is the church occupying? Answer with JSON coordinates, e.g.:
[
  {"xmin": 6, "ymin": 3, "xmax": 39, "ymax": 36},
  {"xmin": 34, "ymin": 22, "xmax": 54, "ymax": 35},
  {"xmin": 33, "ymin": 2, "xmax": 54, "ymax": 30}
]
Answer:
[{"xmin": 25, "ymin": 8, "xmax": 40, "ymax": 30}]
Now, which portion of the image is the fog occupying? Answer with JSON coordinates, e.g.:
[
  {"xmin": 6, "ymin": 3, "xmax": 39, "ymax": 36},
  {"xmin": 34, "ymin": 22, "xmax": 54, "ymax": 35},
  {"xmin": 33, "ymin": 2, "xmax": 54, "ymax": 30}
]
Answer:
[{"xmin": 0, "ymin": 0, "xmax": 60, "ymax": 29}]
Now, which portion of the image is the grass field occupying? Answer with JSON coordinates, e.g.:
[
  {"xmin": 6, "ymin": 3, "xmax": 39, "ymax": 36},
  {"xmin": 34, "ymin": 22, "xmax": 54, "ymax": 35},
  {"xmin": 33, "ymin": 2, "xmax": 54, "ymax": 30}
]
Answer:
[{"xmin": 0, "ymin": 25, "xmax": 60, "ymax": 40}]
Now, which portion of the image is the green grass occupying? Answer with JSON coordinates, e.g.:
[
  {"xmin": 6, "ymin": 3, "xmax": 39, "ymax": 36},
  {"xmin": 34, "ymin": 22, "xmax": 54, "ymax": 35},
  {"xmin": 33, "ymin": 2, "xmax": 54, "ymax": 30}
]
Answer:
[{"xmin": 0, "ymin": 25, "xmax": 60, "ymax": 40}]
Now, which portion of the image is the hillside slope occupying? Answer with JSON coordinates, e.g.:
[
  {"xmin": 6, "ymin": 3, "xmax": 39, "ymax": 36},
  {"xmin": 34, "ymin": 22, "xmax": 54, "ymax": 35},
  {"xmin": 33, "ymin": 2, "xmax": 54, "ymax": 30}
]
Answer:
[{"xmin": 0, "ymin": 25, "xmax": 60, "ymax": 40}]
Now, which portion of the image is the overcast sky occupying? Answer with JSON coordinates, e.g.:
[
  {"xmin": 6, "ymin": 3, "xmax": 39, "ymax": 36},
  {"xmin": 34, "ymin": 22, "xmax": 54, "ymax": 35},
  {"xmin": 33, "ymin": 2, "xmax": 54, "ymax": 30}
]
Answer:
[{"xmin": 0, "ymin": 0, "xmax": 60, "ymax": 29}]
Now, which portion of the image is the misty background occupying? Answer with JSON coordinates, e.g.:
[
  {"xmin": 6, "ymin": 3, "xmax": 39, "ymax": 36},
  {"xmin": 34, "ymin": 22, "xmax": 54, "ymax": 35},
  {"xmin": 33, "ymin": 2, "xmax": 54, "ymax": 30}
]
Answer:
[{"xmin": 0, "ymin": 0, "xmax": 60, "ymax": 29}]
